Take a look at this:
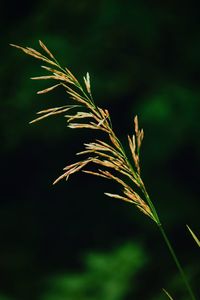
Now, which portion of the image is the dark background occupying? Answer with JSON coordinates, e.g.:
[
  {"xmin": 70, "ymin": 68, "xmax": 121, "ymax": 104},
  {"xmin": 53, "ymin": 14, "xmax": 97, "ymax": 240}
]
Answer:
[{"xmin": 1, "ymin": 1, "xmax": 200, "ymax": 299}]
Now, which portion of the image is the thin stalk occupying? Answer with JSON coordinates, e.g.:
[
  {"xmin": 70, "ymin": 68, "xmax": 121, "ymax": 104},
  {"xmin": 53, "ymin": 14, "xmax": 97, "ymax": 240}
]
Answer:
[
  {"xmin": 141, "ymin": 186, "xmax": 196, "ymax": 299},
  {"xmin": 141, "ymin": 185, "xmax": 161, "ymax": 225},
  {"xmin": 158, "ymin": 224, "xmax": 196, "ymax": 300}
]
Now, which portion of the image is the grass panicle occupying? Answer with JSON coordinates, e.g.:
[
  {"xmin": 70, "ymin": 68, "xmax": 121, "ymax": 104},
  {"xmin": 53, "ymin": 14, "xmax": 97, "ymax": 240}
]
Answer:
[
  {"xmin": 11, "ymin": 41, "xmax": 197, "ymax": 300},
  {"xmin": 11, "ymin": 41, "xmax": 156, "ymax": 223}
]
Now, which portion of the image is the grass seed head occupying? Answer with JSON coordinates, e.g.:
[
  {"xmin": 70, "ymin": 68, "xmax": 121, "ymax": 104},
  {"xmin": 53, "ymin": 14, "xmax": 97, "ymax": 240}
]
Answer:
[{"xmin": 11, "ymin": 40, "xmax": 158, "ymax": 223}]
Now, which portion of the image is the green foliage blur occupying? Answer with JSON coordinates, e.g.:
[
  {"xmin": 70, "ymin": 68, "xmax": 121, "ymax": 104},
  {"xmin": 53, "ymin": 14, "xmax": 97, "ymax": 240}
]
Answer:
[
  {"xmin": 1, "ymin": 0, "xmax": 200, "ymax": 299},
  {"xmin": 40, "ymin": 243, "xmax": 148, "ymax": 300}
]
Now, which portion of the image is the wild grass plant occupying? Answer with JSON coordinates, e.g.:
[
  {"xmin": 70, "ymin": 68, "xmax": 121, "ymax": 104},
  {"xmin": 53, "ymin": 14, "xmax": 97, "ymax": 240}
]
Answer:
[{"xmin": 11, "ymin": 41, "xmax": 197, "ymax": 299}]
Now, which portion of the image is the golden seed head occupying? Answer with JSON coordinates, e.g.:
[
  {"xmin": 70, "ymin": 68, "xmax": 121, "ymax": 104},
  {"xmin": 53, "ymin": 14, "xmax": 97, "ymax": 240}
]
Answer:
[{"xmin": 11, "ymin": 40, "xmax": 157, "ymax": 223}]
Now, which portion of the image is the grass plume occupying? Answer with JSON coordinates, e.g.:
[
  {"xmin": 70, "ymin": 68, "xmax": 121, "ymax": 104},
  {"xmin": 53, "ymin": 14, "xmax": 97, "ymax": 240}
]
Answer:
[
  {"xmin": 11, "ymin": 41, "xmax": 197, "ymax": 300},
  {"xmin": 11, "ymin": 41, "xmax": 157, "ymax": 223}
]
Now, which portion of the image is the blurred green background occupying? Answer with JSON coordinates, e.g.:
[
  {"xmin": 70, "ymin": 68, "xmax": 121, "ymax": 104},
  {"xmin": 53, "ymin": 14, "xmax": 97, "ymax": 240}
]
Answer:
[{"xmin": 1, "ymin": 0, "xmax": 200, "ymax": 299}]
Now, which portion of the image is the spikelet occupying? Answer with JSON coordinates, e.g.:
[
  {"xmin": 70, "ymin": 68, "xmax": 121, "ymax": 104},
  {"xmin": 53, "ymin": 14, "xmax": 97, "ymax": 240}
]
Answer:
[
  {"xmin": 83, "ymin": 72, "xmax": 91, "ymax": 94},
  {"xmin": 37, "ymin": 83, "xmax": 61, "ymax": 94},
  {"xmin": 39, "ymin": 40, "xmax": 55, "ymax": 59}
]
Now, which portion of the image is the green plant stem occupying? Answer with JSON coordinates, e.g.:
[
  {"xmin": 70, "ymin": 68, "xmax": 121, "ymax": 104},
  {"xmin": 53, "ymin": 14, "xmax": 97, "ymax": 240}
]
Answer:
[
  {"xmin": 158, "ymin": 224, "xmax": 196, "ymax": 300},
  {"xmin": 141, "ymin": 186, "xmax": 196, "ymax": 299}
]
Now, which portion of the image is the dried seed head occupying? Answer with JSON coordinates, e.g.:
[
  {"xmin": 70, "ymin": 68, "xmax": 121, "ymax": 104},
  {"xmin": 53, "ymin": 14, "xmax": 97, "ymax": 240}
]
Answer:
[{"xmin": 11, "ymin": 41, "xmax": 158, "ymax": 223}]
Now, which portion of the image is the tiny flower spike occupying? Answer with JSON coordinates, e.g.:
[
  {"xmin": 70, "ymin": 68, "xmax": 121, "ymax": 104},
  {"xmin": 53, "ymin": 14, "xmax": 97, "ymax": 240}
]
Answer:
[{"xmin": 11, "ymin": 41, "xmax": 197, "ymax": 300}]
